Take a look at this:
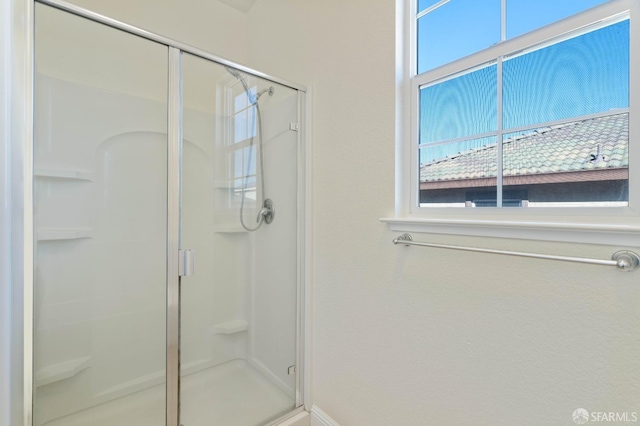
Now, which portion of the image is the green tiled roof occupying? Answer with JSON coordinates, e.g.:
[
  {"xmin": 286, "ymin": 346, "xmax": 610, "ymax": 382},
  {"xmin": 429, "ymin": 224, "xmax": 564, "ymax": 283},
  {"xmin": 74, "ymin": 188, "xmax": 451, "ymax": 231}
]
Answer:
[{"xmin": 420, "ymin": 113, "xmax": 629, "ymax": 183}]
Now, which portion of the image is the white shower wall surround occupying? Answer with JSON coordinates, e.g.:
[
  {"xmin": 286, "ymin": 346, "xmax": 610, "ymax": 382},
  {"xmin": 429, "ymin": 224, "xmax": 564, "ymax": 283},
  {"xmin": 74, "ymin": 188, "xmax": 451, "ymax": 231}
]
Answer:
[
  {"xmin": 35, "ymin": 74, "xmax": 163, "ymax": 422},
  {"xmin": 32, "ymin": 3, "xmax": 305, "ymax": 422}
]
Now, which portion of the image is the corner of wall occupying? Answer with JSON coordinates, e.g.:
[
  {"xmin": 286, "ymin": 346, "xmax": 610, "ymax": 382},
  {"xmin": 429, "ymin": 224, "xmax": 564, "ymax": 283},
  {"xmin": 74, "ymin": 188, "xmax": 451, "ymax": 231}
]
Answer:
[{"xmin": 310, "ymin": 405, "xmax": 340, "ymax": 426}]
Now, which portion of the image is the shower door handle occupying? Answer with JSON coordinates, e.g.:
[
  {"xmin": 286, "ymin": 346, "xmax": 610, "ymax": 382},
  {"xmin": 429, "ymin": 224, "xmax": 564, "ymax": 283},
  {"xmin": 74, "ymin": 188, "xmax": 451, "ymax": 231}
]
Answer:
[{"xmin": 179, "ymin": 249, "xmax": 195, "ymax": 277}]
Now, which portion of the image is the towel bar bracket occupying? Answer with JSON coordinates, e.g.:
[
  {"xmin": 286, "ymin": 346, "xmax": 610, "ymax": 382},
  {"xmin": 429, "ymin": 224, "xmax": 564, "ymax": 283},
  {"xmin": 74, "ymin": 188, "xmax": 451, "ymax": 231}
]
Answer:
[
  {"xmin": 612, "ymin": 251, "xmax": 640, "ymax": 272},
  {"xmin": 394, "ymin": 233, "xmax": 413, "ymax": 245}
]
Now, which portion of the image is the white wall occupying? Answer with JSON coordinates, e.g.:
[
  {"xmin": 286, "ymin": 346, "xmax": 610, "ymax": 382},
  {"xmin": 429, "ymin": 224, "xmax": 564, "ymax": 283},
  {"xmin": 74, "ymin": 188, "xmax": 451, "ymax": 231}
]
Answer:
[
  {"xmin": 247, "ymin": 1, "xmax": 640, "ymax": 425},
  {"xmin": 60, "ymin": 0, "xmax": 249, "ymax": 65}
]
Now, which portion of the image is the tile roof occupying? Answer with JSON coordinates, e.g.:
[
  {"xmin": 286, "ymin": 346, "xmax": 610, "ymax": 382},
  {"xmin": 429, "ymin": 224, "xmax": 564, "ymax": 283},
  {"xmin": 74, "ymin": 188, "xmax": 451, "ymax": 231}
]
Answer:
[{"xmin": 420, "ymin": 113, "xmax": 629, "ymax": 183}]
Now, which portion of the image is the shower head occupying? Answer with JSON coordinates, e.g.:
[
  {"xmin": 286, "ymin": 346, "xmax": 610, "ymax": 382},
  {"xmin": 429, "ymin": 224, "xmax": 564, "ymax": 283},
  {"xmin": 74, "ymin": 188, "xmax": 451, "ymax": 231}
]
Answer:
[
  {"xmin": 225, "ymin": 66, "xmax": 274, "ymax": 103},
  {"xmin": 255, "ymin": 86, "xmax": 275, "ymax": 100},
  {"xmin": 226, "ymin": 66, "xmax": 254, "ymax": 103}
]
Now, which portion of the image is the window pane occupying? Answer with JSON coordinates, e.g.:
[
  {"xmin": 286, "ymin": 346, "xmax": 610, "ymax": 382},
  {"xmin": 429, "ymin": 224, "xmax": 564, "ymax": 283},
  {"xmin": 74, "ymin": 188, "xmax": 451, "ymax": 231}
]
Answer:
[
  {"xmin": 234, "ymin": 149, "xmax": 243, "ymax": 178},
  {"xmin": 419, "ymin": 136, "xmax": 497, "ymax": 207},
  {"xmin": 502, "ymin": 113, "xmax": 628, "ymax": 207},
  {"xmin": 503, "ymin": 20, "xmax": 629, "ymax": 130},
  {"xmin": 507, "ymin": 0, "xmax": 609, "ymax": 39},
  {"xmin": 235, "ymin": 91, "xmax": 248, "ymax": 111},
  {"xmin": 248, "ymin": 107, "xmax": 257, "ymax": 139},
  {"xmin": 243, "ymin": 146, "xmax": 257, "ymax": 176},
  {"xmin": 233, "ymin": 178, "xmax": 257, "ymax": 202},
  {"xmin": 419, "ymin": 65, "xmax": 497, "ymax": 144},
  {"xmin": 417, "ymin": 0, "xmax": 500, "ymax": 73},
  {"xmin": 234, "ymin": 111, "xmax": 248, "ymax": 142}
]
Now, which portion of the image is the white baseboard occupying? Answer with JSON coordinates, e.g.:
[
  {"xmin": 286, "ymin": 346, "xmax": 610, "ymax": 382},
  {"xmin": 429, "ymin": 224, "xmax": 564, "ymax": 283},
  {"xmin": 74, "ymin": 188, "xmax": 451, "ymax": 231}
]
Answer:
[{"xmin": 310, "ymin": 405, "xmax": 339, "ymax": 426}]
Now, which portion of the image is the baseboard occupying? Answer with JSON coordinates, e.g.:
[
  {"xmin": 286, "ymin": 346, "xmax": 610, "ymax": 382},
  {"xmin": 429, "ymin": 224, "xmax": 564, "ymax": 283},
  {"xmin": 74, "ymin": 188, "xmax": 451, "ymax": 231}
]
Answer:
[{"xmin": 310, "ymin": 405, "xmax": 339, "ymax": 426}]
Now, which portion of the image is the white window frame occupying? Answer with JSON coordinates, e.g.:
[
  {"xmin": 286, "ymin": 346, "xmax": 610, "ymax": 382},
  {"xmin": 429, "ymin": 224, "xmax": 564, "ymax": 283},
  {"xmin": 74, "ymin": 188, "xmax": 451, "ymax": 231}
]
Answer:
[{"xmin": 385, "ymin": 0, "xmax": 640, "ymax": 246}]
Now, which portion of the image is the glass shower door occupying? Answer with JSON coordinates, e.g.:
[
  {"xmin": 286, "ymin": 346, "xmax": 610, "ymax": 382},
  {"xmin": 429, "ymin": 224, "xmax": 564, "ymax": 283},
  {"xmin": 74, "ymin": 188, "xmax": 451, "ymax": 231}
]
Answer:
[
  {"xmin": 180, "ymin": 53, "xmax": 300, "ymax": 426},
  {"xmin": 33, "ymin": 4, "xmax": 169, "ymax": 425}
]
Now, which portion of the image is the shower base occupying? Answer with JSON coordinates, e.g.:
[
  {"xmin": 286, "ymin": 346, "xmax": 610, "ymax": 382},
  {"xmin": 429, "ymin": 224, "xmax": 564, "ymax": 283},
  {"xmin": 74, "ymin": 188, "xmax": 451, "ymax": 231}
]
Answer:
[{"xmin": 43, "ymin": 359, "xmax": 295, "ymax": 426}]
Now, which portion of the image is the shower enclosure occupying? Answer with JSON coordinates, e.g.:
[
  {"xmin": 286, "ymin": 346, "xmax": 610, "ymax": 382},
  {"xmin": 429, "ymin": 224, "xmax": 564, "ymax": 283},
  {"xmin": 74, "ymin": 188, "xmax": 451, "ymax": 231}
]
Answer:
[{"xmin": 31, "ymin": 2, "xmax": 306, "ymax": 425}]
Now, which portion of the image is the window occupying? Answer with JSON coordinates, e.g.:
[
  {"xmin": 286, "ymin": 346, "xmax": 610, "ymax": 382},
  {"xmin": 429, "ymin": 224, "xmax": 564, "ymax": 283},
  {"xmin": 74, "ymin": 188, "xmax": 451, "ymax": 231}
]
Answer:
[
  {"xmin": 227, "ymin": 82, "xmax": 258, "ymax": 205},
  {"xmin": 387, "ymin": 0, "xmax": 640, "ymax": 245}
]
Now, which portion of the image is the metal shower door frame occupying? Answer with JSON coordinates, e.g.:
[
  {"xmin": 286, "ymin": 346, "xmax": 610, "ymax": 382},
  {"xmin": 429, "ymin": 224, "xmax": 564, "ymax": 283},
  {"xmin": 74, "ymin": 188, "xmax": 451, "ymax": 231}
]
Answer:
[
  {"xmin": 22, "ymin": 1, "xmax": 309, "ymax": 425},
  {"xmin": 167, "ymin": 46, "xmax": 182, "ymax": 426}
]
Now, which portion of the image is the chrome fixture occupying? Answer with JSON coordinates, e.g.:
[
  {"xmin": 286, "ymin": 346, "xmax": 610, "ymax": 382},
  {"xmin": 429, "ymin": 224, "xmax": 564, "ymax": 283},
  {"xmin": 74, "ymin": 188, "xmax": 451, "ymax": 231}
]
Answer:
[
  {"xmin": 178, "ymin": 249, "xmax": 195, "ymax": 277},
  {"xmin": 257, "ymin": 198, "xmax": 275, "ymax": 225},
  {"xmin": 226, "ymin": 66, "xmax": 275, "ymax": 231},
  {"xmin": 256, "ymin": 86, "xmax": 275, "ymax": 101},
  {"xmin": 393, "ymin": 233, "xmax": 640, "ymax": 272},
  {"xmin": 612, "ymin": 251, "xmax": 640, "ymax": 272}
]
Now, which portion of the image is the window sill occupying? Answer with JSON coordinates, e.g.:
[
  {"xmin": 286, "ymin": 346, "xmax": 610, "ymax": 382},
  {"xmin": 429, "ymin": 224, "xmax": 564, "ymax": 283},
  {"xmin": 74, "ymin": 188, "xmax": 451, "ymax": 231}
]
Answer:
[{"xmin": 380, "ymin": 216, "xmax": 640, "ymax": 246}]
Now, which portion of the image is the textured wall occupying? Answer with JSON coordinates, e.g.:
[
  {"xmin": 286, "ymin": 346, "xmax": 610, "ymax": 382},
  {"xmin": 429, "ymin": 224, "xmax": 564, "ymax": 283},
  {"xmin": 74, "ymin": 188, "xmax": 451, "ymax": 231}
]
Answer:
[
  {"xmin": 247, "ymin": 1, "xmax": 640, "ymax": 424},
  {"xmin": 59, "ymin": 0, "xmax": 249, "ymax": 64}
]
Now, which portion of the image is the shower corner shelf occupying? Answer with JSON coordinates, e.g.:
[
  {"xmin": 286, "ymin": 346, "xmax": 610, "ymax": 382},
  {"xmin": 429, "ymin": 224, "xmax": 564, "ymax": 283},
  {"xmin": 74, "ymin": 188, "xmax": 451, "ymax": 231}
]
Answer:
[
  {"xmin": 211, "ymin": 319, "xmax": 248, "ymax": 335},
  {"xmin": 37, "ymin": 227, "xmax": 93, "ymax": 241},
  {"xmin": 35, "ymin": 168, "xmax": 94, "ymax": 182},
  {"xmin": 35, "ymin": 356, "xmax": 91, "ymax": 387}
]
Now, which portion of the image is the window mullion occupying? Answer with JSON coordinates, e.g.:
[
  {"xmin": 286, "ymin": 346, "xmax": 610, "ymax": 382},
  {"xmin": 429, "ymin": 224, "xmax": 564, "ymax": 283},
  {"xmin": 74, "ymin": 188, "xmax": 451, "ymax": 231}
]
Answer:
[
  {"xmin": 416, "ymin": 0, "xmax": 451, "ymax": 20},
  {"xmin": 501, "ymin": 0, "xmax": 506, "ymax": 41},
  {"xmin": 497, "ymin": 56, "xmax": 504, "ymax": 208},
  {"xmin": 417, "ymin": 130, "xmax": 500, "ymax": 149}
]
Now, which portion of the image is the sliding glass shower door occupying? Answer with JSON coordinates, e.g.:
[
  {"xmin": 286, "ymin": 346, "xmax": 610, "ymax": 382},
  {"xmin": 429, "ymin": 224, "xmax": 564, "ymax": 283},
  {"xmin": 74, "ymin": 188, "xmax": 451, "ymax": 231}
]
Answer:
[
  {"xmin": 33, "ymin": 4, "xmax": 169, "ymax": 425},
  {"xmin": 179, "ymin": 53, "xmax": 300, "ymax": 426},
  {"xmin": 33, "ymin": 4, "xmax": 303, "ymax": 426}
]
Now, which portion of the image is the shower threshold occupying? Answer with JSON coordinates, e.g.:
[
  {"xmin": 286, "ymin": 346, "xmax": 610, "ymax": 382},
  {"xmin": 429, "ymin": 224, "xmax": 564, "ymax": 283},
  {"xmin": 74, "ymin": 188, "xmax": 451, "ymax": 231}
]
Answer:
[{"xmin": 42, "ymin": 359, "xmax": 295, "ymax": 426}]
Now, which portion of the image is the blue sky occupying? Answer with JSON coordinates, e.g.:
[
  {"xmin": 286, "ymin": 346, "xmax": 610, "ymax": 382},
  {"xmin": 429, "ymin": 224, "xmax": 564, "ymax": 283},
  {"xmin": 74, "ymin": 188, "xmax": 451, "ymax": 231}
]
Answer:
[
  {"xmin": 417, "ymin": 1, "xmax": 629, "ymax": 164},
  {"xmin": 418, "ymin": 0, "xmax": 611, "ymax": 72}
]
